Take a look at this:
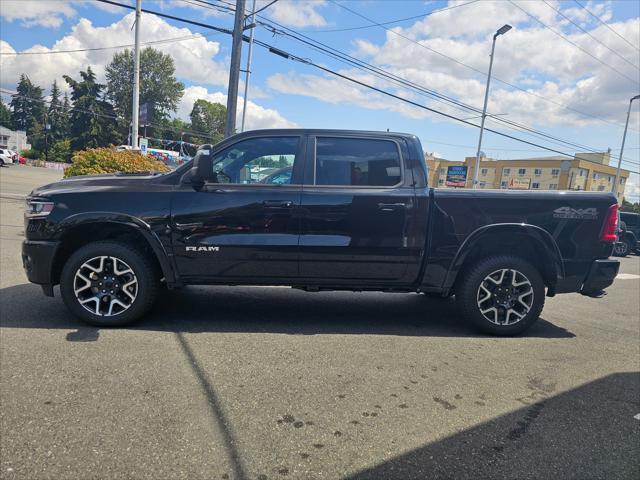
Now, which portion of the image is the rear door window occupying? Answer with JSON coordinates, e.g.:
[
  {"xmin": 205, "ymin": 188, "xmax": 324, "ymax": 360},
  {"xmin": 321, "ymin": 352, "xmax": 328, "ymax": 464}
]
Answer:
[{"xmin": 315, "ymin": 137, "xmax": 402, "ymax": 187}]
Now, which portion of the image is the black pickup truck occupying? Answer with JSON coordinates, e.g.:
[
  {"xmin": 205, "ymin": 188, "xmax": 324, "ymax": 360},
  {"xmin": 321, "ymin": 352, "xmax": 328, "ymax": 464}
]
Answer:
[{"xmin": 22, "ymin": 129, "xmax": 620, "ymax": 335}]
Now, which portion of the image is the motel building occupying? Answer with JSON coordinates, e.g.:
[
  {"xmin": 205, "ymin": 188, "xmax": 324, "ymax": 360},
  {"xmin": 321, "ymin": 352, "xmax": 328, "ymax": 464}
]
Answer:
[{"xmin": 426, "ymin": 151, "xmax": 631, "ymax": 204}]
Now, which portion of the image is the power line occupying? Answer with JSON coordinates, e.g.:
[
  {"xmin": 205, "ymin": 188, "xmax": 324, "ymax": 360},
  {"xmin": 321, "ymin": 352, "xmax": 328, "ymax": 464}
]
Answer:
[
  {"xmin": 509, "ymin": 0, "xmax": 639, "ymax": 85},
  {"xmin": 91, "ymin": 0, "xmax": 640, "ymax": 171},
  {"xmin": 307, "ymin": 0, "xmax": 480, "ymax": 33},
  {"xmin": 541, "ymin": 0, "xmax": 639, "ymax": 69},
  {"xmin": 0, "ymin": 31, "xmax": 221, "ymax": 56},
  {"xmin": 251, "ymin": 0, "xmax": 278, "ymax": 17},
  {"xmin": 573, "ymin": 0, "xmax": 640, "ymax": 53},
  {"xmin": 326, "ymin": 0, "xmax": 639, "ymax": 131},
  {"xmin": 238, "ymin": 3, "xmax": 639, "ymax": 160}
]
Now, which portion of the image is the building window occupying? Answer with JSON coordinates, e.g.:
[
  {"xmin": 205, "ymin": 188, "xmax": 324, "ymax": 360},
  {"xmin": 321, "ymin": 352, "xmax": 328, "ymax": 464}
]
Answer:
[
  {"xmin": 479, "ymin": 181, "xmax": 486, "ymax": 187},
  {"xmin": 481, "ymin": 168, "xmax": 488, "ymax": 175},
  {"xmin": 597, "ymin": 185, "xmax": 605, "ymax": 191},
  {"xmin": 518, "ymin": 168, "xmax": 526, "ymax": 175},
  {"xmin": 592, "ymin": 172, "xmax": 598, "ymax": 180},
  {"xmin": 0, "ymin": 135, "xmax": 8, "ymax": 147},
  {"xmin": 620, "ymin": 177, "xmax": 625, "ymax": 185},
  {"xmin": 439, "ymin": 168, "xmax": 445, "ymax": 175},
  {"xmin": 548, "ymin": 183, "xmax": 558, "ymax": 190},
  {"xmin": 551, "ymin": 169, "xmax": 560, "ymax": 176},
  {"xmin": 503, "ymin": 168, "xmax": 511, "ymax": 175},
  {"xmin": 579, "ymin": 170, "xmax": 584, "ymax": 177},
  {"xmin": 534, "ymin": 168, "xmax": 542, "ymax": 176},
  {"xmin": 500, "ymin": 181, "xmax": 507, "ymax": 188},
  {"xmin": 532, "ymin": 182, "xmax": 540, "ymax": 189},
  {"xmin": 438, "ymin": 179, "xmax": 444, "ymax": 185}
]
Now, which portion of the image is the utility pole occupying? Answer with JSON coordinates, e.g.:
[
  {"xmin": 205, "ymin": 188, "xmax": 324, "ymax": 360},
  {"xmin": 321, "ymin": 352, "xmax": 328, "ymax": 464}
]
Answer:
[
  {"xmin": 131, "ymin": 0, "xmax": 142, "ymax": 148},
  {"xmin": 473, "ymin": 24, "xmax": 511, "ymax": 189},
  {"xmin": 612, "ymin": 94, "xmax": 640, "ymax": 198},
  {"xmin": 240, "ymin": 0, "xmax": 257, "ymax": 132},
  {"xmin": 225, "ymin": 0, "xmax": 246, "ymax": 138}
]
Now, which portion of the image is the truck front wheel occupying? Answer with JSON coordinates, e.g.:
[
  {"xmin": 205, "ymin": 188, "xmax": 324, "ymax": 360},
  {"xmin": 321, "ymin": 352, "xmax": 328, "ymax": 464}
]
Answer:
[
  {"xmin": 456, "ymin": 255, "xmax": 545, "ymax": 336},
  {"xmin": 60, "ymin": 241, "xmax": 158, "ymax": 327}
]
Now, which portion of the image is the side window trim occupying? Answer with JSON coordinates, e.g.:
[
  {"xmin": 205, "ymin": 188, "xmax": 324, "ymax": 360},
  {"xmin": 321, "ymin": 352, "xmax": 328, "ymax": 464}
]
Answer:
[
  {"xmin": 204, "ymin": 134, "xmax": 304, "ymax": 186},
  {"xmin": 311, "ymin": 135, "xmax": 405, "ymax": 188}
]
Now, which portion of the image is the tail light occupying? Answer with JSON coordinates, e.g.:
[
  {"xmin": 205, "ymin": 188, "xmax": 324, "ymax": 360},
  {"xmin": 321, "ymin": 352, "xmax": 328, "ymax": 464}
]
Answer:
[{"xmin": 600, "ymin": 203, "xmax": 618, "ymax": 243}]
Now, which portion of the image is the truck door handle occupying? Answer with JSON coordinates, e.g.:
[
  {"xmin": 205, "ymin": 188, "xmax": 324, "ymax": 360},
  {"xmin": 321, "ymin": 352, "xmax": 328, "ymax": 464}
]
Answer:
[
  {"xmin": 174, "ymin": 222, "xmax": 204, "ymax": 230},
  {"xmin": 377, "ymin": 202, "xmax": 406, "ymax": 212},
  {"xmin": 262, "ymin": 200, "xmax": 293, "ymax": 208}
]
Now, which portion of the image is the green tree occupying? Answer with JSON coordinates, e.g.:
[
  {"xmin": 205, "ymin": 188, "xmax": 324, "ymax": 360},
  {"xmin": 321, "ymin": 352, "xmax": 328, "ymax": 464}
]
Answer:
[
  {"xmin": 189, "ymin": 99, "xmax": 226, "ymax": 145},
  {"xmin": 10, "ymin": 74, "xmax": 45, "ymax": 134},
  {"xmin": 0, "ymin": 99, "xmax": 11, "ymax": 128},
  {"xmin": 64, "ymin": 67, "xmax": 120, "ymax": 150},
  {"xmin": 47, "ymin": 80, "xmax": 66, "ymax": 141},
  {"xmin": 48, "ymin": 139, "xmax": 72, "ymax": 163},
  {"xmin": 105, "ymin": 48, "xmax": 184, "ymax": 130},
  {"xmin": 60, "ymin": 92, "xmax": 71, "ymax": 139}
]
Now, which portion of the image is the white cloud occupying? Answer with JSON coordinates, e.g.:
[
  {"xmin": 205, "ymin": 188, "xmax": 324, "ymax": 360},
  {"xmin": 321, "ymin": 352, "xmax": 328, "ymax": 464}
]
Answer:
[
  {"xmin": 0, "ymin": 0, "xmax": 76, "ymax": 28},
  {"xmin": 624, "ymin": 173, "xmax": 640, "ymax": 203},
  {"xmin": 0, "ymin": 12, "xmax": 228, "ymax": 90},
  {"xmin": 267, "ymin": 0, "xmax": 640, "ymax": 131},
  {"xmin": 177, "ymin": 86, "xmax": 296, "ymax": 131},
  {"xmin": 266, "ymin": 0, "xmax": 328, "ymax": 27}
]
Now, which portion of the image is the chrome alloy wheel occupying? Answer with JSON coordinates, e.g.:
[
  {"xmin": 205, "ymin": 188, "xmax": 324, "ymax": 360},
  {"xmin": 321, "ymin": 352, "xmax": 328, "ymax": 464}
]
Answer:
[
  {"xmin": 476, "ymin": 268, "xmax": 534, "ymax": 326},
  {"xmin": 73, "ymin": 256, "xmax": 138, "ymax": 316}
]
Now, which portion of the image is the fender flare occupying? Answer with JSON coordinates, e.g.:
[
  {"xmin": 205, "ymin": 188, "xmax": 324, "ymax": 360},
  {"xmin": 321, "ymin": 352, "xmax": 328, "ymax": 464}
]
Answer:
[
  {"xmin": 441, "ymin": 223, "xmax": 564, "ymax": 294},
  {"xmin": 53, "ymin": 212, "xmax": 177, "ymax": 284}
]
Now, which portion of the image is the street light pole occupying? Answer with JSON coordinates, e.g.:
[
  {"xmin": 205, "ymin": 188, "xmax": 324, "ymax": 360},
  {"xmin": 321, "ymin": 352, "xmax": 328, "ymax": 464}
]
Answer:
[
  {"xmin": 224, "ymin": 0, "xmax": 246, "ymax": 138},
  {"xmin": 240, "ymin": 0, "xmax": 256, "ymax": 133},
  {"xmin": 472, "ymin": 24, "xmax": 511, "ymax": 189},
  {"xmin": 131, "ymin": 0, "xmax": 142, "ymax": 149},
  {"xmin": 612, "ymin": 94, "xmax": 640, "ymax": 198}
]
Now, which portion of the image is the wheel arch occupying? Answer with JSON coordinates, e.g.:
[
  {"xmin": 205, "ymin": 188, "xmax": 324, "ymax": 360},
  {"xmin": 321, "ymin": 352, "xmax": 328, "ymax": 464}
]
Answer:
[
  {"xmin": 51, "ymin": 213, "xmax": 176, "ymax": 286},
  {"xmin": 442, "ymin": 223, "xmax": 564, "ymax": 295}
]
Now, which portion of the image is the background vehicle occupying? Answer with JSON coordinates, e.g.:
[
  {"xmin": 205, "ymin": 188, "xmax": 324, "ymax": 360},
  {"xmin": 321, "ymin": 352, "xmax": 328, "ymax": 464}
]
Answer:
[
  {"xmin": 619, "ymin": 212, "xmax": 640, "ymax": 254},
  {"xmin": 0, "ymin": 148, "xmax": 15, "ymax": 166},
  {"xmin": 22, "ymin": 129, "xmax": 620, "ymax": 335}
]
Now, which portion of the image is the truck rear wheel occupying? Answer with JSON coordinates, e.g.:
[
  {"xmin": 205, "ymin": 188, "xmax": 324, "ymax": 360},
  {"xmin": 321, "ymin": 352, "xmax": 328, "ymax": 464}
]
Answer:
[
  {"xmin": 60, "ymin": 241, "xmax": 158, "ymax": 327},
  {"xmin": 456, "ymin": 255, "xmax": 545, "ymax": 336}
]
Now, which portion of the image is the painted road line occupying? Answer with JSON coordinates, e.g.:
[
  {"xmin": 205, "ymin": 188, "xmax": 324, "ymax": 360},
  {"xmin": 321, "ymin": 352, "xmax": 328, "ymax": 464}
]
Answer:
[{"xmin": 616, "ymin": 273, "xmax": 640, "ymax": 280}]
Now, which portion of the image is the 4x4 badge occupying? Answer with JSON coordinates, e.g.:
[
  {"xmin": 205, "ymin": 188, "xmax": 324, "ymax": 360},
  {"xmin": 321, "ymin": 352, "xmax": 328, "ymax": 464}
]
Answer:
[{"xmin": 553, "ymin": 207, "xmax": 598, "ymax": 220}]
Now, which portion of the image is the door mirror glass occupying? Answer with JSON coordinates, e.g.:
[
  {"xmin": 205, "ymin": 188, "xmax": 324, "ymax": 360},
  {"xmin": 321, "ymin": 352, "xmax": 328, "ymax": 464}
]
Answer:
[{"xmin": 191, "ymin": 145, "xmax": 214, "ymax": 184}]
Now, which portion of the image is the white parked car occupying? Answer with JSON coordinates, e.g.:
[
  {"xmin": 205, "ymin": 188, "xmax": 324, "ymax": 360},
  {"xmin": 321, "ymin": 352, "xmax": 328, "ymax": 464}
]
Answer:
[{"xmin": 0, "ymin": 148, "xmax": 15, "ymax": 166}]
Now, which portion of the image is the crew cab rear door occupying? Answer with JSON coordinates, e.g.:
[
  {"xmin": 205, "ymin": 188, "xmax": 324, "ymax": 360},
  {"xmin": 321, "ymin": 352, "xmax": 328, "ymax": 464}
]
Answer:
[
  {"xmin": 170, "ymin": 135, "xmax": 304, "ymax": 280},
  {"xmin": 298, "ymin": 135, "xmax": 416, "ymax": 283}
]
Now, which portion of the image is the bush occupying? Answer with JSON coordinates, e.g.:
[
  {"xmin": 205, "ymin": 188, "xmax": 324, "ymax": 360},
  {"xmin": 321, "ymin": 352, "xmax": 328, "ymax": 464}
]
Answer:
[
  {"xmin": 20, "ymin": 148, "xmax": 40, "ymax": 159},
  {"xmin": 48, "ymin": 139, "xmax": 72, "ymax": 163},
  {"xmin": 64, "ymin": 148, "xmax": 171, "ymax": 178}
]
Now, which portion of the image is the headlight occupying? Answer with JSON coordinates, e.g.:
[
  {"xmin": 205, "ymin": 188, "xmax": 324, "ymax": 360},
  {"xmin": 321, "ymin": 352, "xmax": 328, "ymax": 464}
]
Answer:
[{"xmin": 25, "ymin": 200, "xmax": 55, "ymax": 218}]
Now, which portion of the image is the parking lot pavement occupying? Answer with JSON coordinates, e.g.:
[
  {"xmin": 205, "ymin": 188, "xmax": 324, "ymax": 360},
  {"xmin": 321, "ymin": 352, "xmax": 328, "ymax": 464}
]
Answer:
[
  {"xmin": 0, "ymin": 164, "xmax": 63, "ymax": 198},
  {"xmin": 1, "ymin": 169, "xmax": 639, "ymax": 479}
]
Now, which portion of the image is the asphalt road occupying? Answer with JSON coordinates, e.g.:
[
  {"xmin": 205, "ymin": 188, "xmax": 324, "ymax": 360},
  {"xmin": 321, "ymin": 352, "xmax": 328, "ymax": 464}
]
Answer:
[{"xmin": 1, "ymin": 165, "xmax": 639, "ymax": 479}]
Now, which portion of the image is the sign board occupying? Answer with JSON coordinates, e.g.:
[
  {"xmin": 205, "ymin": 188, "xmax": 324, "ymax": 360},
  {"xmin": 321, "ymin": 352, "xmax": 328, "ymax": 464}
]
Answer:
[
  {"xmin": 139, "ymin": 137, "xmax": 148, "ymax": 156},
  {"xmin": 509, "ymin": 177, "xmax": 531, "ymax": 190},
  {"xmin": 445, "ymin": 165, "xmax": 468, "ymax": 187},
  {"xmin": 139, "ymin": 102, "xmax": 152, "ymax": 125}
]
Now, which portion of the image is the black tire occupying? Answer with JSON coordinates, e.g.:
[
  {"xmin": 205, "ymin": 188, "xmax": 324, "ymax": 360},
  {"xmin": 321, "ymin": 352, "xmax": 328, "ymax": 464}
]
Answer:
[
  {"xmin": 60, "ymin": 241, "xmax": 158, "ymax": 327},
  {"xmin": 613, "ymin": 241, "xmax": 629, "ymax": 257},
  {"xmin": 456, "ymin": 255, "xmax": 545, "ymax": 336}
]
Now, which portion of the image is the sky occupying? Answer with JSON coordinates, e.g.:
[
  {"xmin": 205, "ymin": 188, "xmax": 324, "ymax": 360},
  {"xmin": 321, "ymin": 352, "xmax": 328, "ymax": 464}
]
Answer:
[{"xmin": 0, "ymin": 0, "xmax": 639, "ymax": 201}]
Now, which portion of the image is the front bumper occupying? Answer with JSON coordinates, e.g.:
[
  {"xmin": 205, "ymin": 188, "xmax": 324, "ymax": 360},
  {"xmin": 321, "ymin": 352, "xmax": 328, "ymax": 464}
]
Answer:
[
  {"xmin": 22, "ymin": 240, "xmax": 59, "ymax": 294},
  {"xmin": 581, "ymin": 259, "xmax": 619, "ymax": 296}
]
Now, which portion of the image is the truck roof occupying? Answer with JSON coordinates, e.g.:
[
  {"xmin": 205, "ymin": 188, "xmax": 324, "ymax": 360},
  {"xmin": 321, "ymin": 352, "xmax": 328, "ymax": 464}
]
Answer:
[{"xmin": 230, "ymin": 128, "xmax": 419, "ymax": 140}]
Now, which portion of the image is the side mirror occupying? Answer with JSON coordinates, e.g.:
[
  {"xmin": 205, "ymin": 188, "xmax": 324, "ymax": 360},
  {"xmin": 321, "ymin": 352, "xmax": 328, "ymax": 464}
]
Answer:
[{"xmin": 191, "ymin": 145, "xmax": 214, "ymax": 186}]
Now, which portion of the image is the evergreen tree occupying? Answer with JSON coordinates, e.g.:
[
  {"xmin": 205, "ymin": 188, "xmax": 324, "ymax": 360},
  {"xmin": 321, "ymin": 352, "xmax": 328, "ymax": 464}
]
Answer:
[
  {"xmin": 47, "ymin": 80, "xmax": 66, "ymax": 141},
  {"xmin": 61, "ymin": 92, "xmax": 71, "ymax": 138},
  {"xmin": 10, "ymin": 74, "xmax": 45, "ymax": 134},
  {"xmin": 64, "ymin": 67, "xmax": 120, "ymax": 150},
  {"xmin": 0, "ymin": 99, "xmax": 11, "ymax": 128}
]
